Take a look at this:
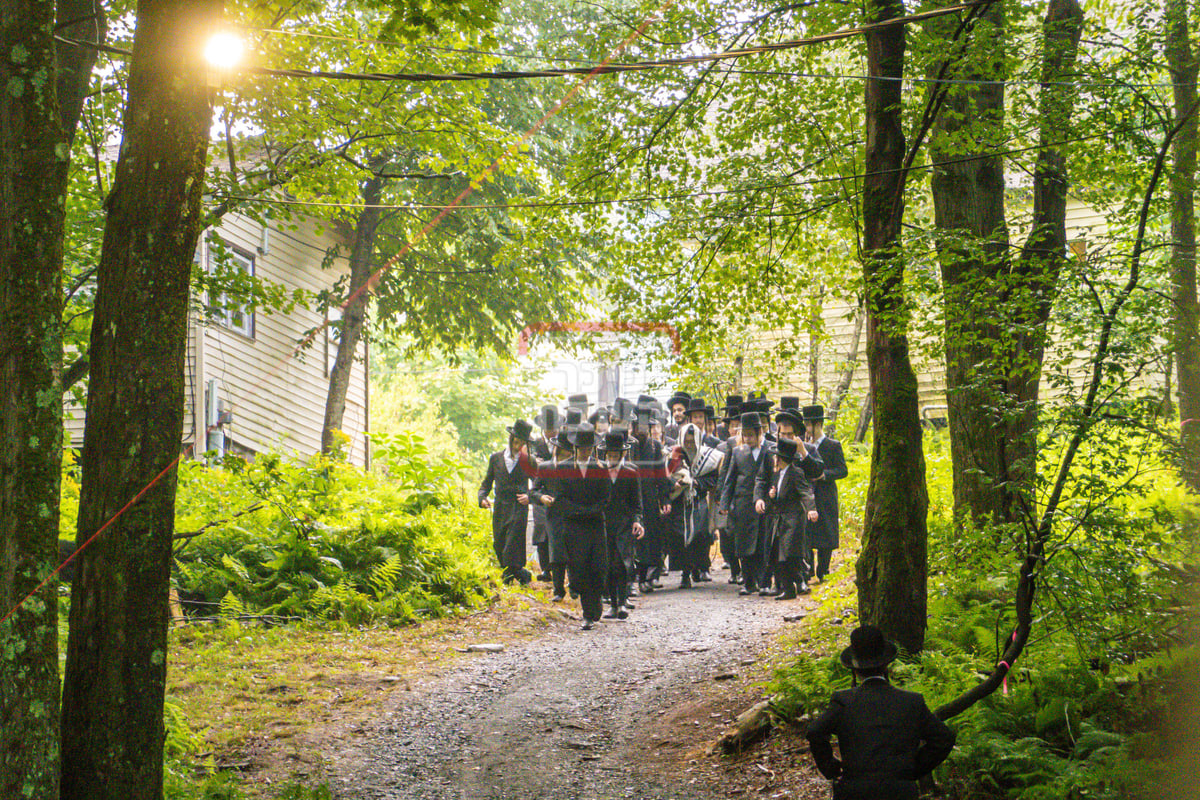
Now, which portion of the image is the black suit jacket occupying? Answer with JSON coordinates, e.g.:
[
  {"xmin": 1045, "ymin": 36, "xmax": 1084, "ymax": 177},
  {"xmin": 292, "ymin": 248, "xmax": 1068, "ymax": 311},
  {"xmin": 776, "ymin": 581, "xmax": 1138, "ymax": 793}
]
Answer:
[
  {"xmin": 755, "ymin": 462, "xmax": 815, "ymax": 561},
  {"xmin": 807, "ymin": 680, "xmax": 955, "ymax": 791},
  {"xmin": 808, "ymin": 436, "xmax": 848, "ymax": 549},
  {"xmin": 603, "ymin": 462, "xmax": 643, "ymax": 556},
  {"xmin": 720, "ymin": 442, "xmax": 769, "ymax": 557},
  {"xmin": 478, "ymin": 450, "xmax": 534, "ymax": 506}
]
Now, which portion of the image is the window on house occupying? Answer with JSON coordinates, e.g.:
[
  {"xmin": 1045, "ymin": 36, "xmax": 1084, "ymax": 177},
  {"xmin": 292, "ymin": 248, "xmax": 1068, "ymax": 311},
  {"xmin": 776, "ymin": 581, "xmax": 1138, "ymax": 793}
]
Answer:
[{"xmin": 207, "ymin": 243, "xmax": 255, "ymax": 339}]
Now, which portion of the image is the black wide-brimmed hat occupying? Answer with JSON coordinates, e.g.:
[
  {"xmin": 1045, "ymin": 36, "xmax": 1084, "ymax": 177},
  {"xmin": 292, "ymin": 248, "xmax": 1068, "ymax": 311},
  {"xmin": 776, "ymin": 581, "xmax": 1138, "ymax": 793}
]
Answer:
[
  {"xmin": 779, "ymin": 396, "xmax": 801, "ymax": 410},
  {"xmin": 768, "ymin": 437, "xmax": 800, "ymax": 462},
  {"xmin": 534, "ymin": 405, "xmax": 562, "ymax": 431},
  {"xmin": 802, "ymin": 404, "xmax": 827, "ymax": 423},
  {"xmin": 569, "ymin": 421, "xmax": 596, "ymax": 448},
  {"xmin": 589, "ymin": 407, "xmax": 611, "ymax": 425},
  {"xmin": 685, "ymin": 397, "xmax": 707, "ymax": 414},
  {"xmin": 667, "ymin": 391, "xmax": 692, "ymax": 410},
  {"xmin": 567, "ymin": 393, "xmax": 591, "ymax": 410},
  {"xmin": 598, "ymin": 430, "xmax": 630, "ymax": 452},
  {"xmin": 611, "ymin": 397, "xmax": 636, "ymax": 424},
  {"xmin": 704, "ymin": 404, "xmax": 716, "ymax": 420},
  {"xmin": 564, "ymin": 407, "xmax": 584, "ymax": 429},
  {"xmin": 776, "ymin": 406, "xmax": 805, "ymax": 429},
  {"xmin": 839, "ymin": 625, "xmax": 898, "ymax": 671},
  {"xmin": 506, "ymin": 419, "xmax": 534, "ymax": 442},
  {"xmin": 553, "ymin": 429, "xmax": 574, "ymax": 451},
  {"xmin": 721, "ymin": 394, "xmax": 744, "ymax": 411},
  {"xmin": 740, "ymin": 411, "xmax": 762, "ymax": 430}
]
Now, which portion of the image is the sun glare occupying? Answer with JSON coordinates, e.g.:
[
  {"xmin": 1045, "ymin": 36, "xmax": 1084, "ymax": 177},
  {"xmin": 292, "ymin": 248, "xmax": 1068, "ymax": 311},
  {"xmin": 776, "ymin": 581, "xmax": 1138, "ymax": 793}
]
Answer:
[{"xmin": 204, "ymin": 32, "xmax": 244, "ymax": 70}]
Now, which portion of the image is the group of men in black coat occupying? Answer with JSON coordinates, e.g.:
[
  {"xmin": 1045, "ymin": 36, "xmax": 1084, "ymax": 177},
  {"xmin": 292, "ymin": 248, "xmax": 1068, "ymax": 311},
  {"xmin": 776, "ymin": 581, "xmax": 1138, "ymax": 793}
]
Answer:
[{"xmin": 477, "ymin": 389, "xmax": 848, "ymax": 620}]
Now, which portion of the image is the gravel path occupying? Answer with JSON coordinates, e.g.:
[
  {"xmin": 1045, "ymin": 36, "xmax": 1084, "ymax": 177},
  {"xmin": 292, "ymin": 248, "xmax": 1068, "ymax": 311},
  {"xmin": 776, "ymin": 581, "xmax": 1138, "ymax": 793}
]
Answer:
[{"xmin": 328, "ymin": 574, "xmax": 803, "ymax": 800}]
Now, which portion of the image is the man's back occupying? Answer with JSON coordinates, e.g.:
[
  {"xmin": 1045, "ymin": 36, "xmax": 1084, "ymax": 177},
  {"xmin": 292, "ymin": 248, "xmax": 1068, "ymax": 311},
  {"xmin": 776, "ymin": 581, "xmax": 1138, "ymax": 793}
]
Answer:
[{"xmin": 807, "ymin": 679, "xmax": 955, "ymax": 800}]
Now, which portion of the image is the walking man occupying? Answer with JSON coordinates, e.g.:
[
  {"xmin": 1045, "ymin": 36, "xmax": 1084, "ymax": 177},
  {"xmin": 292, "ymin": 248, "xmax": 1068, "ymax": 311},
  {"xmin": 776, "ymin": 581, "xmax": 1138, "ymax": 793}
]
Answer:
[
  {"xmin": 807, "ymin": 626, "xmax": 955, "ymax": 799},
  {"xmin": 553, "ymin": 423, "xmax": 611, "ymax": 629},
  {"xmin": 531, "ymin": 405, "xmax": 562, "ymax": 582},
  {"xmin": 755, "ymin": 437, "xmax": 817, "ymax": 599},
  {"xmin": 803, "ymin": 405, "xmax": 848, "ymax": 583},
  {"xmin": 531, "ymin": 427, "xmax": 575, "ymax": 600},
  {"xmin": 478, "ymin": 419, "xmax": 536, "ymax": 584},
  {"xmin": 720, "ymin": 411, "xmax": 769, "ymax": 595},
  {"xmin": 599, "ymin": 430, "xmax": 643, "ymax": 619},
  {"xmin": 630, "ymin": 403, "xmax": 671, "ymax": 594}
]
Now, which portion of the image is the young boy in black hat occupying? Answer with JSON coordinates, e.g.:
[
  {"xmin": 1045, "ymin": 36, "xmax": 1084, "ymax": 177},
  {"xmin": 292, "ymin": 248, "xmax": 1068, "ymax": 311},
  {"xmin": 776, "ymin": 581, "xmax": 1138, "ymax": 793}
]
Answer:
[
  {"xmin": 478, "ymin": 419, "xmax": 536, "ymax": 584},
  {"xmin": 807, "ymin": 626, "xmax": 955, "ymax": 799},
  {"xmin": 599, "ymin": 430, "xmax": 643, "ymax": 619},
  {"xmin": 629, "ymin": 402, "xmax": 671, "ymax": 594},
  {"xmin": 755, "ymin": 437, "xmax": 817, "ymax": 599},
  {"xmin": 803, "ymin": 405, "xmax": 848, "ymax": 583}
]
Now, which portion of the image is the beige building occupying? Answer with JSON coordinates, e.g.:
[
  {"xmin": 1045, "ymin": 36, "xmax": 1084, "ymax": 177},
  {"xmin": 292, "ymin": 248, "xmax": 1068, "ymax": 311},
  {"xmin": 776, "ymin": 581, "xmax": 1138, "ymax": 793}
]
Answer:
[{"xmin": 65, "ymin": 211, "xmax": 370, "ymax": 467}]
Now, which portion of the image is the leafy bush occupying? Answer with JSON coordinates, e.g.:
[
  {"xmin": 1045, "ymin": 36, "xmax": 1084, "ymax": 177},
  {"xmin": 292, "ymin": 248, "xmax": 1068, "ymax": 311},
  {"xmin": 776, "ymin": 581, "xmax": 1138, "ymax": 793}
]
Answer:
[{"xmin": 171, "ymin": 434, "xmax": 498, "ymax": 627}]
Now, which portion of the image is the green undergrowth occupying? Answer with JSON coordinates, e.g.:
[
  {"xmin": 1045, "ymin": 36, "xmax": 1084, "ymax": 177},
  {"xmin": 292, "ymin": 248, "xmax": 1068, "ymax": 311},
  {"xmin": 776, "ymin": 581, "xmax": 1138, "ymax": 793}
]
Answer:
[
  {"xmin": 167, "ymin": 431, "xmax": 498, "ymax": 628},
  {"xmin": 765, "ymin": 432, "xmax": 1196, "ymax": 800}
]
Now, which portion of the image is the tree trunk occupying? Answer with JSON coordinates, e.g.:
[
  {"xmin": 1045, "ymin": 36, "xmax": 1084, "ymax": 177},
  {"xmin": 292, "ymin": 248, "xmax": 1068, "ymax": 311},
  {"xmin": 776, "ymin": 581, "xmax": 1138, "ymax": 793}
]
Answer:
[
  {"xmin": 0, "ymin": 2, "xmax": 68, "ymax": 797},
  {"xmin": 60, "ymin": 1, "xmax": 217, "ymax": 797},
  {"xmin": 827, "ymin": 298, "xmax": 865, "ymax": 438},
  {"xmin": 854, "ymin": 391, "xmax": 873, "ymax": 444},
  {"xmin": 56, "ymin": 0, "xmax": 107, "ymax": 145},
  {"xmin": 321, "ymin": 175, "xmax": 384, "ymax": 454},
  {"xmin": 808, "ymin": 286, "xmax": 824, "ymax": 403},
  {"xmin": 1004, "ymin": 0, "xmax": 1083, "ymax": 520},
  {"xmin": 929, "ymin": 0, "xmax": 1009, "ymax": 529},
  {"xmin": 855, "ymin": 0, "xmax": 929, "ymax": 654},
  {"xmin": 1167, "ymin": 0, "xmax": 1200, "ymax": 491}
]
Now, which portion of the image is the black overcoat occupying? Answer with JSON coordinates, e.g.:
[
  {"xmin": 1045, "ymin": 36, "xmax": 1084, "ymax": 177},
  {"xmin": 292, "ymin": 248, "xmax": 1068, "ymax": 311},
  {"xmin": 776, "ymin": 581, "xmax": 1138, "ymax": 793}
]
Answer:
[
  {"xmin": 755, "ymin": 462, "xmax": 815, "ymax": 562},
  {"xmin": 478, "ymin": 449, "xmax": 535, "ymax": 569},
  {"xmin": 603, "ymin": 462, "xmax": 643, "ymax": 561},
  {"xmin": 806, "ymin": 680, "xmax": 955, "ymax": 800},
  {"xmin": 720, "ymin": 443, "xmax": 769, "ymax": 558},
  {"xmin": 530, "ymin": 457, "xmax": 571, "ymax": 565},
  {"xmin": 808, "ymin": 437, "xmax": 848, "ymax": 549},
  {"xmin": 530, "ymin": 437, "xmax": 554, "ymax": 545},
  {"xmin": 554, "ymin": 458, "xmax": 612, "ymax": 597}
]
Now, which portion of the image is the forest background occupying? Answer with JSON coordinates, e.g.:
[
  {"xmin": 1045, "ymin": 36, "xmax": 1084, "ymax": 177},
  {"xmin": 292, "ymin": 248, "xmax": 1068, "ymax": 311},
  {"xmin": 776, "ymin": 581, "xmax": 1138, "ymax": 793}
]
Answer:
[{"xmin": 2, "ymin": 0, "xmax": 1199, "ymax": 797}]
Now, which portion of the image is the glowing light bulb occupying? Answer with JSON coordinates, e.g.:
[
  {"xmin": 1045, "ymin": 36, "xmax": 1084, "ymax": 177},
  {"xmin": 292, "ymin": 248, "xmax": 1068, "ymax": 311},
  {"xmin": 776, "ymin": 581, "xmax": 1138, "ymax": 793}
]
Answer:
[{"xmin": 204, "ymin": 32, "xmax": 244, "ymax": 69}]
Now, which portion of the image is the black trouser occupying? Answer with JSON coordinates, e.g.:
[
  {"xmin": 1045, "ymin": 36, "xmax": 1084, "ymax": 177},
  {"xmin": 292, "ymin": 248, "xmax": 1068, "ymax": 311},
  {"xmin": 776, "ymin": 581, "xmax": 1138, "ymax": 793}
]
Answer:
[
  {"xmin": 806, "ymin": 547, "xmax": 834, "ymax": 580},
  {"xmin": 493, "ymin": 505, "xmax": 527, "ymax": 584},
  {"xmin": 551, "ymin": 563, "xmax": 567, "ymax": 596},
  {"xmin": 606, "ymin": 535, "xmax": 628, "ymax": 610},
  {"xmin": 535, "ymin": 541, "xmax": 550, "ymax": 574},
  {"xmin": 775, "ymin": 557, "xmax": 805, "ymax": 595},
  {"xmin": 719, "ymin": 529, "xmax": 740, "ymax": 578},
  {"xmin": 740, "ymin": 551, "xmax": 763, "ymax": 591},
  {"xmin": 567, "ymin": 524, "xmax": 607, "ymax": 622}
]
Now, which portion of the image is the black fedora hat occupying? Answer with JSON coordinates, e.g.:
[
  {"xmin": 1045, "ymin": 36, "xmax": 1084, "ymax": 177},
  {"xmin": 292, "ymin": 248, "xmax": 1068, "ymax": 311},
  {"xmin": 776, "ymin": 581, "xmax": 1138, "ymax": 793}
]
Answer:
[
  {"xmin": 534, "ymin": 405, "xmax": 562, "ymax": 431},
  {"xmin": 802, "ymin": 404, "xmax": 827, "ymax": 422},
  {"xmin": 685, "ymin": 397, "xmax": 707, "ymax": 414},
  {"xmin": 567, "ymin": 393, "xmax": 591, "ymax": 410},
  {"xmin": 776, "ymin": 406, "xmax": 805, "ymax": 429},
  {"xmin": 721, "ymin": 394, "xmax": 744, "ymax": 411},
  {"xmin": 564, "ymin": 407, "xmax": 584, "ymax": 429},
  {"xmin": 767, "ymin": 437, "xmax": 800, "ymax": 462},
  {"xmin": 839, "ymin": 625, "xmax": 898, "ymax": 671},
  {"xmin": 779, "ymin": 396, "xmax": 801, "ymax": 410},
  {"xmin": 598, "ymin": 430, "xmax": 630, "ymax": 452},
  {"xmin": 569, "ymin": 421, "xmax": 596, "ymax": 448},
  {"xmin": 667, "ymin": 391, "xmax": 691, "ymax": 409},
  {"xmin": 611, "ymin": 397, "xmax": 636, "ymax": 424},
  {"xmin": 740, "ymin": 411, "xmax": 762, "ymax": 430},
  {"xmin": 506, "ymin": 419, "xmax": 534, "ymax": 442},
  {"xmin": 553, "ymin": 429, "xmax": 574, "ymax": 451}
]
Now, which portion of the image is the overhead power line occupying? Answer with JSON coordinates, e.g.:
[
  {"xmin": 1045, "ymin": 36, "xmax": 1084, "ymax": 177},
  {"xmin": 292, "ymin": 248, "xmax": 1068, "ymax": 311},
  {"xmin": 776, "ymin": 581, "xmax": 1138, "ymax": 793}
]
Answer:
[{"xmin": 57, "ymin": 1, "xmax": 987, "ymax": 83}]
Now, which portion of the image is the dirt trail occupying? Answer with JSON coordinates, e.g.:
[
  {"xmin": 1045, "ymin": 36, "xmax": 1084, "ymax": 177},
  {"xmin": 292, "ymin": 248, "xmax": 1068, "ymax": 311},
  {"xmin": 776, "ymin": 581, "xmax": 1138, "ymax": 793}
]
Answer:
[{"xmin": 327, "ymin": 575, "xmax": 815, "ymax": 799}]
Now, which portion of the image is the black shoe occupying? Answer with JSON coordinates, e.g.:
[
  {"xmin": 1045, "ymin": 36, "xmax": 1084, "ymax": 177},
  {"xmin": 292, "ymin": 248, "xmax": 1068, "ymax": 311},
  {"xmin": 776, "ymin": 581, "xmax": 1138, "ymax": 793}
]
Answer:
[
  {"xmin": 759, "ymin": 587, "xmax": 779, "ymax": 597},
  {"xmin": 651, "ymin": 581, "xmax": 663, "ymax": 589},
  {"xmin": 744, "ymin": 583, "xmax": 759, "ymax": 594},
  {"xmin": 679, "ymin": 575, "xmax": 693, "ymax": 589},
  {"xmin": 738, "ymin": 587, "xmax": 753, "ymax": 596},
  {"xmin": 699, "ymin": 571, "xmax": 712, "ymax": 582},
  {"xmin": 536, "ymin": 572, "xmax": 551, "ymax": 582},
  {"xmin": 582, "ymin": 620, "xmax": 595, "ymax": 630},
  {"xmin": 624, "ymin": 601, "xmax": 636, "ymax": 610},
  {"xmin": 617, "ymin": 609, "xmax": 629, "ymax": 619},
  {"xmin": 603, "ymin": 608, "xmax": 619, "ymax": 619},
  {"xmin": 628, "ymin": 585, "xmax": 640, "ymax": 597},
  {"xmin": 775, "ymin": 592, "xmax": 797, "ymax": 601},
  {"xmin": 727, "ymin": 575, "xmax": 740, "ymax": 585},
  {"xmin": 552, "ymin": 594, "xmax": 565, "ymax": 602},
  {"xmin": 570, "ymin": 591, "xmax": 580, "ymax": 599},
  {"xmin": 797, "ymin": 584, "xmax": 811, "ymax": 595}
]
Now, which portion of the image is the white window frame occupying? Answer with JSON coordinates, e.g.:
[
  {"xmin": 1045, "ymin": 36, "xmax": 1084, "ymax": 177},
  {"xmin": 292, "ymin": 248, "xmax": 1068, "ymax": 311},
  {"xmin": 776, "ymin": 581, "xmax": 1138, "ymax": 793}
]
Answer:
[{"xmin": 208, "ymin": 242, "xmax": 255, "ymax": 339}]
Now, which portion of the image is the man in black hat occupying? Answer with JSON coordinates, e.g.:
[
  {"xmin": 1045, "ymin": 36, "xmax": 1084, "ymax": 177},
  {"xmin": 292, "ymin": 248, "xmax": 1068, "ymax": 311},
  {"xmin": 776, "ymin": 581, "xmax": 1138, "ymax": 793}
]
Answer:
[
  {"xmin": 803, "ymin": 405, "xmax": 848, "ymax": 583},
  {"xmin": 715, "ymin": 399, "xmax": 743, "ymax": 582},
  {"xmin": 531, "ymin": 405, "xmax": 562, "ymax": 582},
  {"xmin": 755, "ymin": 438, "xmax": 817, "ymax": 599},
  {"xmin": 719, "ymin": 411, "xmax": 770, "ymax": 595},
  {"xmin": 588, "ymin": 406, "xmax": 611, "ymax": 434},
  {"xmin": 551, "ymin": 422, "xmax": 611, "ymax": 629},
  {"xmin": 629, "ymin": 403, "xmax": 671, "ymax": 594},
  {"xmin": 665, "ymin": 391, "xmax": 691, "ymax": 441},
  {"xmin": 775, "ymin": 402, "xmax": 825, "ymax": 481},
  {"xmin": 478, "ymin": 419, "xmax": 537, "ymax": 584},
  {"xmin": 716, "ymin": 395, "xmax": 742, "ymax": 440},
  {"xmin": 598, "ymin": 430, "xmax": 642, "ymax": 619},
  {"xmin": 530, "ymin": 427, "xmax": 575, "ymax": 600},
  {"xmin": 807, "ymin": 626, "xmax": 955, "ymax": 800}
]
